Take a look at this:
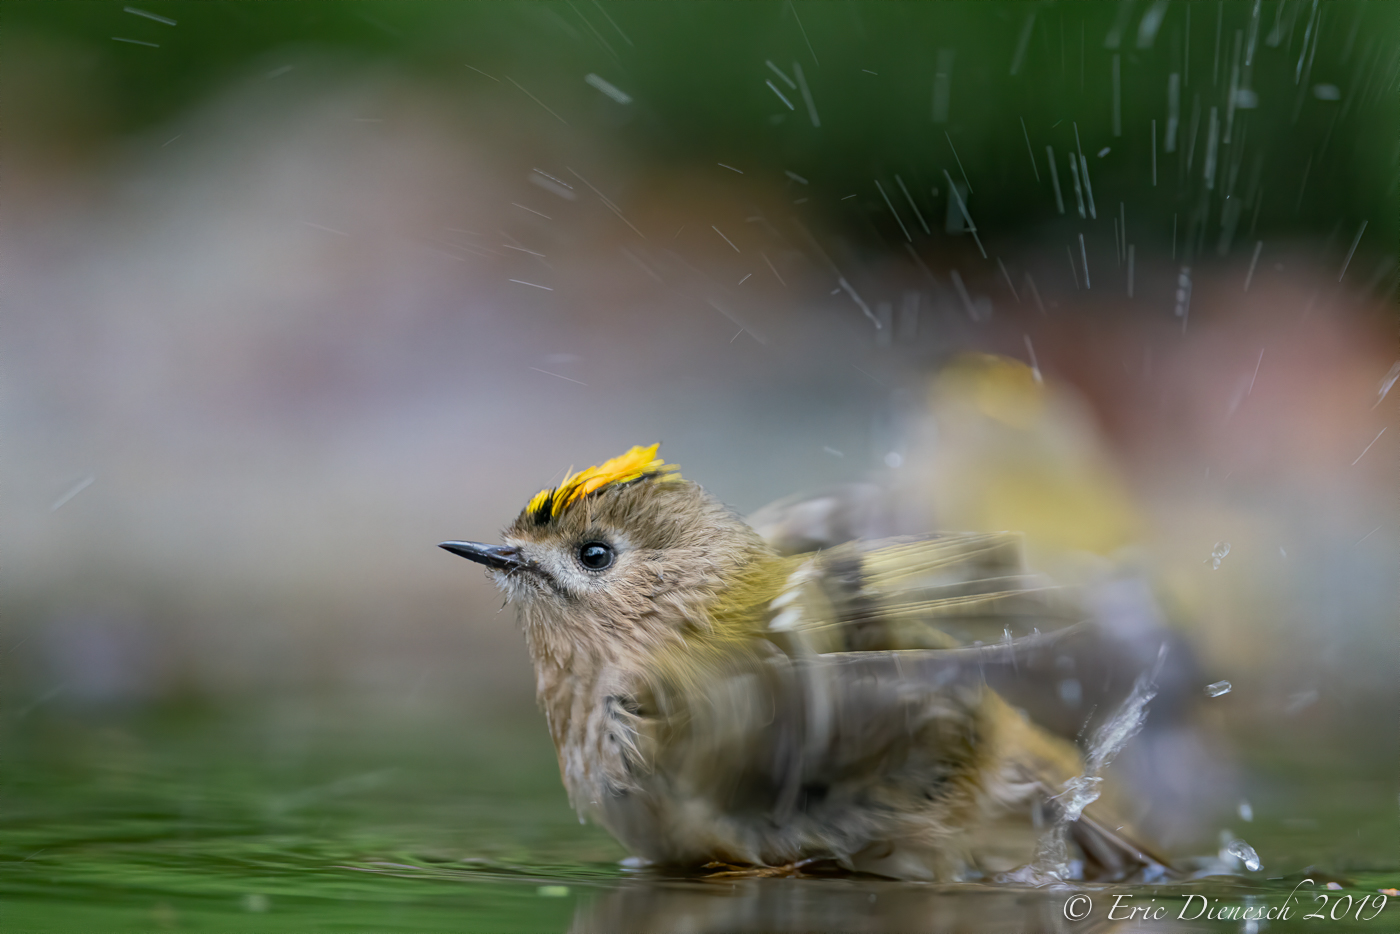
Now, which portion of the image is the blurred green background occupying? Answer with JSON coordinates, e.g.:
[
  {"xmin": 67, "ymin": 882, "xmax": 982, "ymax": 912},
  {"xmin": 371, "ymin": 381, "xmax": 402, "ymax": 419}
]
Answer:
[
  {"xmin": 1, "ymin": 2, "xmax": 1396, "ymax": 931},
  {"xmin": 7, "ymin": 0, "xmax": 1397, "ymax": 242}
]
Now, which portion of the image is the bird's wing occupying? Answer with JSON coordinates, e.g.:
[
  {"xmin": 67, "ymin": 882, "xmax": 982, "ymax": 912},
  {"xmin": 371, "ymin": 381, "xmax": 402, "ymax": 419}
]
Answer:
[
  {"xmin": 634, "ymin": 635, "xmax": 994, "ymax": 862},
  {"xmin": 760, "ymin": 533, "xmax": 1083, "ymax": 654},
  {"xmin": 627, "ymin": 628, "xmax": 1169, "ymax": 879},
  {"xmin": 827, "ymin": 639, "xmax": 1175, "ymax": 878}
]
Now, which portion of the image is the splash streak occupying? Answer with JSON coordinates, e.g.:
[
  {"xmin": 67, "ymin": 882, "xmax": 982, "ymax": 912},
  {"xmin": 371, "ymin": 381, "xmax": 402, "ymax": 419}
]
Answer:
[
  {"xmin": 942, "ymin": 170, "xmax": 986, "ymax": 258},
  {"xmin": 766, "ymin": 80, "xmax": 795, "ymax": 110},
  {"xmin": 1020, "ymin": 118, "xmax": 1040, "ymax": 180},
  {"xmin": 1073, "ymin": 123, "xmax": 1097, "ymax": 218},
  {"xmin": 1351, "ymin": 428, "xmax": 1386, "ymax": 466},
  {"xmin": 506, "ymin": 76, "xmax": 569, "ymax": 126},
  {"xmin": 837, "ymin": 277, "xmax": 880, "ymax": 328},
  {"xmin": 1046, "ymin": 147, "xmax": 1065, "ymax": 213},
  {"xmin": 1339, "ymin": 220, "xmax": 1368, "ymax": 281},
  {"xmin": 50, "ymin": 476, "xmax": 95, "ymax": 512},
  {"xmin": 895, "ymin": 175, "xmax": 930, "ymax": 234},
  {"xmin": 1036, "ymin": 648, "xmax": 1166, "ymax": 878},
  {"xmin": 793, "ymin": 62, "xmax": 820, "ymax": 127},
  {"xmin": 946, "ymin": 131, "xmax": 974, "ymax": 194},
  {"xmin": 875, "ymin": 181, "xmax": 911, "ymax": 242}
]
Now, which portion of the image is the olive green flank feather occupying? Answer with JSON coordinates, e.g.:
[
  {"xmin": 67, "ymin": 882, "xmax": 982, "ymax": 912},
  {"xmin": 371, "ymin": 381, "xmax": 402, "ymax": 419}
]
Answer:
[{"xmin": 644, "ymin": 552, "xmax": 806, "ymax": 694}]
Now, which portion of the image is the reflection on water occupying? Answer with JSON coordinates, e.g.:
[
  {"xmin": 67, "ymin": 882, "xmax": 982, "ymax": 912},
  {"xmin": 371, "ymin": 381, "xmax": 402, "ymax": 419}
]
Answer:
[
  {"xmin": 571, "ymin": 872, "xmax": 1400, "ymax": 933},
  {"xmin": 575, "ymin": 877, "xmax": 1110, "ymax": 933},
  {"xmin": 0, "ymin": 705, "xmax": 1392, "ymax": 933}
]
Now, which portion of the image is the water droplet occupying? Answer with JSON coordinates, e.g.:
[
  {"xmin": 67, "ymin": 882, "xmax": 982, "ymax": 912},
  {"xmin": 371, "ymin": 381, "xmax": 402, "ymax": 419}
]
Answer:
[
  {"xmin": 1205, "ymin": 541, "xmax": 1231, "ymax": 570},
  {"xmin": 1226, "ymin": 839, "xmax": 1262, "ymax": 871},
  {"xmin": 1206, "ymin": 680, "xmax": 1233, "ymax": 697}
]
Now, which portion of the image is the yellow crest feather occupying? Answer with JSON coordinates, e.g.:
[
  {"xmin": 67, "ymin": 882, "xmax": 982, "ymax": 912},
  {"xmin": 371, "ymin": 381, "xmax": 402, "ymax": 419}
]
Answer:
[{"xmin": 526, "ymin": 444, "xmax": 682, "ymax": 521}]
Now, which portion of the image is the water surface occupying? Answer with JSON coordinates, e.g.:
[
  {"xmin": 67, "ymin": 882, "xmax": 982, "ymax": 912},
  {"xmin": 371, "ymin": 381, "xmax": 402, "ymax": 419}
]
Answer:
[{"xmin": 2, "ymin": 702, "xmax": 1393, "ymax": 932}]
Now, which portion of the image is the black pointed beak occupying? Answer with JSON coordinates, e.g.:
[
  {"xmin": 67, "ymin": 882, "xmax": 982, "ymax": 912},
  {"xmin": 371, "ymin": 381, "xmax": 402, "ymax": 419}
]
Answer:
[{"xmin": 439, "ymin": 541, "xmax": 531, "ymax": 572}]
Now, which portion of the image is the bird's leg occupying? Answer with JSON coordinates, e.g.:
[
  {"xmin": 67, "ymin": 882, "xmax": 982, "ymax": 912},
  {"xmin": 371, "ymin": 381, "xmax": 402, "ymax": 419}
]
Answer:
[{"xmin": 701, "ymin": 856, "xmax": 843, "ymax": 879}]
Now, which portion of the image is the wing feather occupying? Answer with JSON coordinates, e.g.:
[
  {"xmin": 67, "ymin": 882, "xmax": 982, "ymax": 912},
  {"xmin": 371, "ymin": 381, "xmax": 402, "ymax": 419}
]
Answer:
[{"xmin": 765, "ymin": 534, "xmax": 1082, "ymax": 653}]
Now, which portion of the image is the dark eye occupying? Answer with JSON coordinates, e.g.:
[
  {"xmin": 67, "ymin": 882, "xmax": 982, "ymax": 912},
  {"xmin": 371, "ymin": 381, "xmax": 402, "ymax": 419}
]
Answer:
[{"xmin": 578, "ymin": 541, "xmax": 615, "ymax": 571}]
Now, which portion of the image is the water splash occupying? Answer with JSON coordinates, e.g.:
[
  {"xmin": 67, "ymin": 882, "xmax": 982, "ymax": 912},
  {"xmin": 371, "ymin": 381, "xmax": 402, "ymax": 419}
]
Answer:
[
  {"xmin": 1056, "ymin": 775, "xmax": 1104, "ymax": 823},
  {"xmin": 1085, "ymin": 661, "xmax": 1161, "ymax": 774},
  {"xmin": 1035, "ymin": 647, "xmax": 1165, "ymax": 879}
]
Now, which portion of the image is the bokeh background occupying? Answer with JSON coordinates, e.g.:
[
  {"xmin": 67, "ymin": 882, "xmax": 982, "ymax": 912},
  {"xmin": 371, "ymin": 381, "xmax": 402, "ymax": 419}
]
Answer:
[{"xmin": 1, "ymin": 2, "xmax": 1396, "ymax": 931}]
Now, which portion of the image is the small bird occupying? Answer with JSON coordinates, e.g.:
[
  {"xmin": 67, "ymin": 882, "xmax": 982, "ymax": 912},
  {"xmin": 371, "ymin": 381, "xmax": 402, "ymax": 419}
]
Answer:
[{"xmin": 441, "ymin": 445, "xmax": 1168, "ymax": 881}]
